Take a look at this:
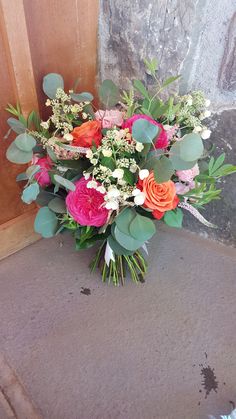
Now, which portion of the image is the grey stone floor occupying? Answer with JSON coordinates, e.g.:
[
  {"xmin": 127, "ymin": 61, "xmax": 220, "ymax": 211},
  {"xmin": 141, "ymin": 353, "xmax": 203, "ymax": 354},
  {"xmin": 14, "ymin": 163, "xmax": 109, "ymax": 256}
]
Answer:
[{"xmin": 0, "ymin": 226, "xmax": 236, "ymax": 419}]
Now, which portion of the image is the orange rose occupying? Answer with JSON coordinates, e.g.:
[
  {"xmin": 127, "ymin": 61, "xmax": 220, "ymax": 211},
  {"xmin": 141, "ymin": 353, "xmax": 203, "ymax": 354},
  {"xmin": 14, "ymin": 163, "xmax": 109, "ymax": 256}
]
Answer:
[
  {"xmin": 71, "ymin": 120, "xmax": 102, "ymax": 148},
  {"xmin": 138, "ymin": 172, "xmax": 179, "ymax": 219}
]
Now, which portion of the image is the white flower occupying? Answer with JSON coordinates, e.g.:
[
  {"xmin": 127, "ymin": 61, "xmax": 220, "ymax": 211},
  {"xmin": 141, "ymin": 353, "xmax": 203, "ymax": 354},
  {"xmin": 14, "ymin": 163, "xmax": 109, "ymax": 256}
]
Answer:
[
  {"xmin": 139, "ymin": 169, "xmax": 149, "ymax": 180},
  {"xmin": 86, "ymin": 149, "xmax": 93, "ymax": 159},
  {"xmin": 97, "ymin": 185, "xmax": 106, "ymax": 194},
  {"xmin": 117, "ymin": 179, "xmax": 126, "ymax": 186},
  {"xmin": 63, "ymin": 133, "xmax": 73, "ymax": 142},
  {"xmin": 132, "ymin": 188, "xmax": 142, "ymax": 196},
  {"xmin": 91, "ymin": 158, "xmax": 98, "ymax": 165},
  {"xmin": 134, "ymin": 192, "xmax": 146, "ymax": 205},
  {"xmin": 105, "ymin": 200, "xmax": 119, "ymax": 210},
  {"xmin": 194, "ymin": 126, "xmax": 202, "ymax": 132},
  {"xmin": 201, "ymin": 129, "xmax": 212, "ymax": 140},
  {"xmin": 83, "ymin": 172, "xmax": 90, "ymax": 180},
  {"xmin": 82, "ymin": 112, "xmax": 88, "ymax": 119},
  {"xmin": 130, "ymin": 164, "xmax": 138, "ymax": 173},
  {"xmin": 186, "ymin": 97, "xmax": 193, "ymax": 106},
  {"xmin": 45, "ymin": 99, "xmax": 51, "ymax": 106},
  {"xmin": 40, "ymin": 121, "xmax": 49, "ymax": 129},
  {"xmin": 102, "ymin": 149, "xmax": 112, "ymax": 157},
  {"xmin": 87, "ymin": 180, "xmax": 97, "ymax": 189},
  {"xmin": 205, "ymin": 99, "xmax": 211, "ymax": 107},
  {"xmin": 112, "ymin": 168, "xmax": 124, "ymax": 179},
  {"xmin": 107, "ymin": 188, "xmax": 120, "ymax": 198},
  {"xmin": 135, "ymin": 142, "xmax": 144, "ymax": 152},
  {"xmin": 203, "ymin": 110, "xmax": 211, "ymax": 118}
]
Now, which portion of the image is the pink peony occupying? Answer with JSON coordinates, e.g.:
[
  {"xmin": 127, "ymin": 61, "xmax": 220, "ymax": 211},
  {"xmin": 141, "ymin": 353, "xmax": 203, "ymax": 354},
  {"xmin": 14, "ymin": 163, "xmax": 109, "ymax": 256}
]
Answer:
[
  {"xmin": 176, "ymin": 164, "xmax": 199, "ymax": 183},
  {"xmin": 95, "ymin": 109, "xmax": 124, "ymax": 129},
  {"xmin": 66, "ymin": 177, "xmax": 109, "ymax": 227},
  {"xmin": 32, "ymin": 155, "xmax": 52, "ymax": 187},
  {"xmin": 122, "ymin": 114, "xmax": 168, "ymax": 149}
]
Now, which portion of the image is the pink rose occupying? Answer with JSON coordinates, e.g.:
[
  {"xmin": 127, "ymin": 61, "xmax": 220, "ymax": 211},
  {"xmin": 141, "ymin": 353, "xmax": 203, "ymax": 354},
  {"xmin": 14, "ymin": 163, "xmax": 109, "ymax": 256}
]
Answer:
[
  {"xmin": 95, "ymin": 110, "xmax": 124, "ymax": 129},
  {"xmin": 122, "ymin": 114, "xmax": 168, "ymax": 149},
  {"xmin": 32, "ymin": 156, "xmax": 52, "ymax": 187},
  {"xmin": 66, "ymin": 177, "xmax": 109, "ymax": 227},
  {"xmin": 176, "ymin": 164, "xmax": 199, "ymax": 183}
]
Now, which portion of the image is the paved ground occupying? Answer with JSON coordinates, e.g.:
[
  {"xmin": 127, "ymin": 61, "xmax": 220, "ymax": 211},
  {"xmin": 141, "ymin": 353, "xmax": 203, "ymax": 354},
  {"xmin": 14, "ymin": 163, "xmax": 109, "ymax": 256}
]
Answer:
[{"xmin": 0, "ymin": 226, "xmax": 235, "ymax": 419}]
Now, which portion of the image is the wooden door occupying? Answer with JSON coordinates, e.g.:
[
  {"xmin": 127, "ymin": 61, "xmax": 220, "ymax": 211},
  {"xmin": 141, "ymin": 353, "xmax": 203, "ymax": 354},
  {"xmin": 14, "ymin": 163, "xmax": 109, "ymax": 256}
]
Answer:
[{"xmin": 0, "ymin": 0, "xmax": 99, "ymax": 259}]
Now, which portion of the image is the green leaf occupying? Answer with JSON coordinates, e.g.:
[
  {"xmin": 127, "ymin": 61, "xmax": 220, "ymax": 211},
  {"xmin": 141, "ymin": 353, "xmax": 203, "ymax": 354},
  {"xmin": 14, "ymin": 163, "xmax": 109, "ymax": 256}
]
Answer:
[
  {"xmin": 152, "ymin": 156, "xmax": 174, "ymax": 183},
  {"xmin": 99, "ymin": 79, "xmax": 120, "ymax": 107},
  {"xmin": 21, "ymin": 183, "xmax": 40, "ymax": 204},
  {"xmin": 179, "ymin": 133, "xmax": 204, "ymax": 162},
  {"xmin": 129, "ymin": 213, "xmax": 156, "ymax": 241},
  {"xmin": 100, "ymin": 156, "xmax": 116, "ymax": 171},
  {"xmin": 115, "ymin": 208, "xmax": 136, "ymax": 235},
  {"xmin": 114, "ymin": 226, "xmax": 143, "ymax": 251},
  {"xmin": 34, "ymin": 207, "xmax": 58, "ymax": 238},
  {"xmin": 7, "ymin": 117, "xmax": 26, "ymax": 134},
  {"xmin": 71, "ymin": 92, "xmax": 94, "ymax": 102},
  {"xmin": 6, "ymin": 142, "xmax": 33, "ymax": 164},
  {"xmin": 132, "ymin": 119, "xmax": 159, "ymax": 144},
  {"xmin": 48, "ymin": 197, "xmax": 66, "ymax": 213},
  {"xmin": 164, "ymin": 208, "xmax": 183, "ymax": 228},
  {"xmin": 54, "ymin": 174, "xmax": 76, "ymax": 191},
  {"xmin": 43, "ymin": 73, "xmax": 64, "ymax": 99},
  {"xmin": 26, "ymin": 165, "xmax": 40, "ymax": 180},
  {"xmin": 36, "ymin": 191, "xmax": 56, "ymax": 206},
  {"xmin": 46, "ymin": 146, "xmax": 58, "ymax": 162},
  {"xmin": 209, "ymin": 153, "xmax": 225, "ymax": 175},
  {"xmin": 14, "ymin": 133, "xmax": 36, "ymax": 152},
  {"xmin": 162, "ymin": 75, "xmax": 181, "ymax": 88},
  {"xmin": 133, "ymin": 80, "xmax": 150, "ymax": 100},
  {"xmin": 108, "ymin": 235, "xmax": 134, "ymax": 256},
  {"xmin": 16, "ymin": 172, "xmax": 28, "ymax": 182},
  {"xmin": 123, "ymin": 168, "xmax": 135, "ymax": 185},
  {"xmin": 170, "ymin": 142, "xmax": 197, "ymax": 170}
]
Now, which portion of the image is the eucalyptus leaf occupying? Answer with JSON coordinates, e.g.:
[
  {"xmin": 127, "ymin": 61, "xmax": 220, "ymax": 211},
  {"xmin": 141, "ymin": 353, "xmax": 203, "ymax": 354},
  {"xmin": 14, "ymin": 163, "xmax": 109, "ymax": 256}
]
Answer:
[
  {"xmin": 48, "ymin": 197, "xmax": 67, "ymax": 213},
  {"xmin": 7, "ymin": 117, "xmax": 26, "ymax": 134},
  {"xmin": 152, "ymin": 156, "xmax": 174, "ymax": 183},
  {"xmin": 34, "ymin": 207, "xmax": 58, "ymax": 238},
  {"xmin": 46, "ymin": 146, "xmax": 58, "ymax": 162},
  {"xmin": 132, "ymin": 119, "xmax": 159, "ymax": 144},
  {"xmin": 54, "ymin": 174, "xmax": 76, "ymax": 191},
  {"xmin": 114, "ymin": 226, "xmax": 143, "ymax": 251},
  {"xmin": 71, "ymin": 92, "xmax": 94, "ymax": 102},
  {"xmin": 164, "ymin": 208, "xmax": 183, "ymax": 228},
  {"xmin": 43, "ymin": 73, "xmax": 64, "ymax": 99},
  {"xmin": 108, "ymin": 235, "xmax": 134, "ymax": 256},
  {"xmin": 99, "ymin": 79, "xmax": 120, "ymax": 107},
  {"xmin": 129, "ymin": 213, "xmax": 156, "ymax": 241},
  {"xmin": 26, "ymin": 165, "xmax": 40, "ymax": 180},
  {"xmin": 16, "ymin": 172, "xmax": 28, "ymax": 181},
  {"xmin": 6, "ymin": 142, "xmax": 33, "ymax": 164},
  {"xmin": 14, "ymin": 133, "xmax": 36, "ymax": 152},
  {"xmin": 115, "ymin": 208, "xmax": 136, "ymax": 235},
  {"xmin": 170, "ymin": 142, "xmax": 197, "ymax": 170},
  {"xmin": 36, "ymin": 190, "xmax": 56, "ymax": 206},
  {"xmin": 179, "ymin": 133, "xmax": 204, "ymax": 162},
  {"xmin": 21, "ymin": 183, "xmax": 40, "ymax": 204}
]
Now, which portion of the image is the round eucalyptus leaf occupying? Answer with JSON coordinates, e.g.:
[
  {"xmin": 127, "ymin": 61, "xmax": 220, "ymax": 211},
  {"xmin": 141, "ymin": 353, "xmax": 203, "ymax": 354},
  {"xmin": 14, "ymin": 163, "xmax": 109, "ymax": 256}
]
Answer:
[
  {"xmin": 48, "ymin": 197, "xmax": 67, "ymax": 214},
  {"xmin": 163, "ymin": 208, "xmax": 183, "ymax": 228},
  {"xmin": 99, "ymin": 79, "xmax": 120, "ymax": 107},
  {"xmin": 132, "ymin": 119, "xmax": 159, "ymax": 144},
  {"xmin": 6, "ymin": 142, "xmax": 33, "ymax": 164},
  {"xmin": 71, "ymin": 92, "xmax": 94, "ymax": 102},
  {"xmin": 179, "ymin": 133, "xmax": 204, "ymax": 162},
  {"xmin": 15, "ymin": 133, "xmax": 36, "ymax": 152},
  {"xmin": 107, "ymin": 235, "xmax": 134, "ymax": 256},
  {"xmin": 54, "ymin": 174, "xmax": 76, "ymax": 191},
  {"xmin": 34, "ymin": 207, "xmax": 58, "ymax": 238},
  {"xmin": 170, "ymin": 142, "xmax": 197, "ymax": 170},
  {"xmin": 129, "ymin": 213, "xmax": 156, "ymax": 241},
  {"xmin": 21, "ymin": 183, "xmax": 40, "ymax": 204},
  {"xmin": 43, "ymin": 73, "xmax": 64, "ymax": 99},
  {"xmin": 115, "ymin": 208, "xmax": 136, "ymax": 235},
  {"xmin": 152, "ymin": 156, "xmax": 174, "ymax": 183},
  {"xmin": 114, "ymin": 226, "xmax": 143, "ymax": 251},
  {"xmin": 7, "ymin": 117, "xmax": 26, "ymax": 134}
]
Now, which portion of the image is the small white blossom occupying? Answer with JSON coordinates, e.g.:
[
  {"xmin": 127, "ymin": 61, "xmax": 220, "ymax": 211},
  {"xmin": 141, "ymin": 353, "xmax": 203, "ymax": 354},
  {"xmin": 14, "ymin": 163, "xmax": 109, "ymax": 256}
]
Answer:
[
  {"xmin": 135, "ymin": 142, "xmax": 144, "ymax": 152},
  {"xmin": 134, "ymin": 192, "xmax": 146, "ymax": 205},
  {"xmin": 139, "ymin": 169, "xmax": 149, "ymax": 180},
  {"xmin": 107, "ymin": 188, "xmax": 120, "ymax": 198},
  {"xmin": 112, "ymin": 168, "xmax": 124, "ymax": 179},
  {"xmin": 83, "ymin": 172, "xmax": 90, "ymax": 180},
  {"xmin": 82, "ymin": 112, "xmax": 88, "ymax": 119},
  {"xmin": 132, "ymin": 188, "xmax": 142, "ymax": 196},
  {"xmin": 102, "ymin": 149, "xmax": 112, "ymax": 157},
  {"xmin": 97, "ymin": 185, "xmax": 106, "ymax": 194},
  {"xmin": 203, "ymin": 110, "xmax": 211, "ymax": 118},
  {"xmin": 201, "ymin": 129, "xmax": 212, "ymax": 140},
  {"xmin": 194, "ymin": 126, "xmax": 202, "ymax": 133},
  {"xmin": 45, "ymin": 99, "xmax": 51, "ymax": 106},
  {"xmin": 205, "ymin": 99, "xmax": 211, "ymax": 107},
  {"xmin": 130, "ymin": 164, "xmax": 138, "ymax": 173},
  {"xmin": 105, "ymin": 200, "xmax": 119, "ymax": 210},
  {"xmin": 87, "ymin": 180, "xmax": 97, "ymax": 189},
  {"xmin": 186, "ymin": 97, "xmax": 193, "ymax": 106},
  {"xmin": 63, "ymin": 133, "xmax": 73, "ymax": 142},
  {"xmin": 117, "ymin": 179, "xmax": 126, "ymax": 186},
  {"xmin": 40, "ymin": 121, "xmax": 49, "ymax": 129},
  {"xmin": 86, "ymin": 149, "xmax": 93, "ymax": 159},
  {"xmin": 91, "ymin": 158, "xmax": 98, "ymax": 165}
]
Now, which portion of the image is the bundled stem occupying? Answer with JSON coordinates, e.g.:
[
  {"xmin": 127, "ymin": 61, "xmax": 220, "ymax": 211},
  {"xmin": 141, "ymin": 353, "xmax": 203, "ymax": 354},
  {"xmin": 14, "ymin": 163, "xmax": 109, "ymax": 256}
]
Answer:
[{"xmin": 89, "ymin": 242, "xmax": 148, "ymax": 286}]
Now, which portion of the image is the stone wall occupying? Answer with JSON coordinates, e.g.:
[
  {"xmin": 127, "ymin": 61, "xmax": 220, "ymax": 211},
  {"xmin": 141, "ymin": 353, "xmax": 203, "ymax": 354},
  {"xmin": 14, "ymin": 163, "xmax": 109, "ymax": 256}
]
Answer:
[{"xmin": 98, "ymin": 0, "xmax": 236, "ymax": 246}]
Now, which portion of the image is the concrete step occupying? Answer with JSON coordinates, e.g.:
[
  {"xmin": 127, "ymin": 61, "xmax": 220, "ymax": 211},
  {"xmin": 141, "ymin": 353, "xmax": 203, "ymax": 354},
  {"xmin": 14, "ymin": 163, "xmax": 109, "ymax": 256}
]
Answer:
[{"xmin": 0, "ymin": 226, "xmax": 235, "ymax": 419}]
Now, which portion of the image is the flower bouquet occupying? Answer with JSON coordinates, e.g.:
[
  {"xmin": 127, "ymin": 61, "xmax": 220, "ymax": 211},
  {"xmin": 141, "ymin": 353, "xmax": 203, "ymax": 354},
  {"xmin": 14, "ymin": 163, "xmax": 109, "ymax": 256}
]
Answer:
[{"xmin": 5, "ymin": 59, "xmax": 236, "ymax": 285}]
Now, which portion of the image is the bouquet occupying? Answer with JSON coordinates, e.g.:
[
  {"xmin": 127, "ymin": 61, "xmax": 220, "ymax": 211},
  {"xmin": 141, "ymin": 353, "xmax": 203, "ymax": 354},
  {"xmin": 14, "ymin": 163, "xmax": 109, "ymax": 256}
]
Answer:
[{"xmin": 5, "ymin": 59, "xmax": 236, "ymax": 285}]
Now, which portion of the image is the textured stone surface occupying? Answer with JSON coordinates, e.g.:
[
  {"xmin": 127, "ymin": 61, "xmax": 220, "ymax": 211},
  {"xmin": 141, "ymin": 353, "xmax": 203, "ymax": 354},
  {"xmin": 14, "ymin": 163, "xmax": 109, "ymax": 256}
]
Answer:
[
  {"xmin": 0, "ymin": 231, "xmax": 236, "ymax": 418},
  {"xmin": 183, "ymin": 110, "xmax": 236, "ymax": 246},
  {"xmin": 218, "ymin": 12, "xmax": 236, "ymax": 93}
]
